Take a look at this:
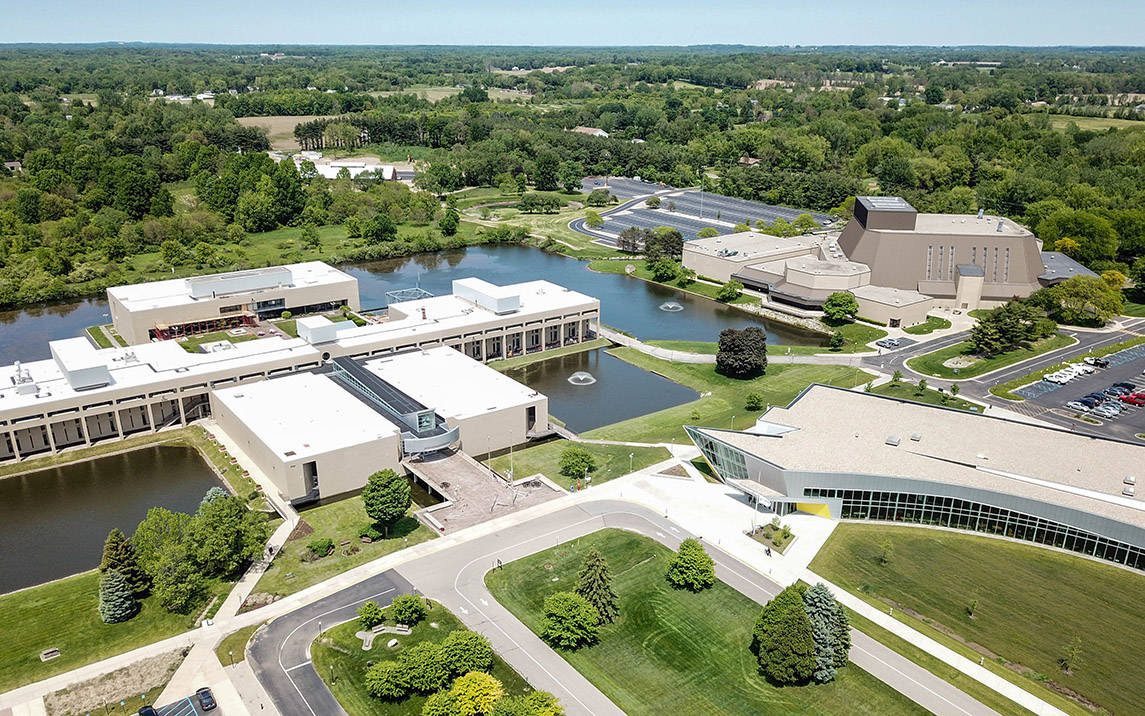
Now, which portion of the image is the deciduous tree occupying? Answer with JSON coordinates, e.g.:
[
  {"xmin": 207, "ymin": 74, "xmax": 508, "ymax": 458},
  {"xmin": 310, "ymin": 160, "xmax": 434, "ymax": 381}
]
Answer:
[
  {"xmin": 391, "ymin": 594, "xmax": 427, "ymax": 626},
  {"xmin": 665, "ymin": 538, "xmax": 715, "ymax": 592},
  {"xmin": 716, "ymin": 326, "xmax": 767, "ymax": 378},
  {"xmin": 540, "ymin": 592, "xmax": 600, "ymax": 649},
  {"xmin": 450, "ymin": 671, "xmax": 505, "ymax": 716},
  {"xmin": 822, "ymin": 292, "xmax": 859, "ymax": 324},
  {"xmin": 362, "ymin": 469, "xmax": 412, "ymax": 535},
  {"xmin": 558, "ymin": 446, "xmax": 596, "ymax": 479},
  {"xmin": 442, "ymin": 630, "xmax": 495, "ymax": 676}
]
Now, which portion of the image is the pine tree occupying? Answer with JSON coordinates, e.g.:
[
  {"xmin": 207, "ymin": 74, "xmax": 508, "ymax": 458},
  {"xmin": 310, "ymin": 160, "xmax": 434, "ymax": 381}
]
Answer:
[
  {"xmin": 98, "ymin": 569, "xmax": 138, "ymax": 624},
  {"xmin": 100, "ymin": 528, "xmax": 148, "ymax": 595},
  {"xmin": 802, "ymin": 583, "xmax": 840, "ymax": 683},
  {"xmin": 831, "ymin": 596, "xmax": 852, "ymax": 668},
  {"xmin": 575, "ymin": 548, "xmax": 619, "ymax": 624},
  {"xmin": 753, "ymin": 585, "xmax": 815, "ymax": 684}
]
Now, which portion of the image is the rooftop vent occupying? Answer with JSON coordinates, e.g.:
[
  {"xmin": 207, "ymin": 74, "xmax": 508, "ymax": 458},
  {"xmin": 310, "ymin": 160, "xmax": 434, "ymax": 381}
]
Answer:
[
  {"xmin": 910, "ymin": 433, "xmax": 922, "ymax": 442},
  {"xmin": 996, "ymin": 220, "xmax": 1004, "ymax": 232},
  {"xmin": 1124, "ymin": 486, "xmax": 1136, "ymax": 498},
  {"xmin": 885, "ymin": 435, "xmax": 901, "ymax": 447},
  {"xmin": 977, "ymin": 208, "xmax": 985, "ymax": 219},
  {"xmin": 1126, "ymin": 476, "xmax": 1137, "ymax": 485}
]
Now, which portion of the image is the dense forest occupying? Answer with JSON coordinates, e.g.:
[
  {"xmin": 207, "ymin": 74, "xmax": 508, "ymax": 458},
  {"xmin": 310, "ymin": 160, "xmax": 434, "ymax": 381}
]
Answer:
[{"xmin": 1, "ymin": 45, "xmax": 1145, "ymax": 308}]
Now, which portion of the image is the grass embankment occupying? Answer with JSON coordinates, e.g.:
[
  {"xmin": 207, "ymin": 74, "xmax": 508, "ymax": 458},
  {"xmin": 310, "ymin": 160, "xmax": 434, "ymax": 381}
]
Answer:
[
  {"xmin": 870, "ymin": 381, "xmax": 983, "ymax": 412},
  {"xmin": 1121, "ymin": 288, "xmax": 1145, "ymax": 317},
  {"xmin": 989, "ymin": 334, "xmax": 1145, "ymax": 400},
  {"xmin": 479, "ymin": 205, "xmax": 623, "ymax": 260},
  {"xmin": 588, "ymin": 259, "xmax": 759, "ymax": 306},
  {"xmin": 486, "ymin": 442, "xmax": 671, "ymax": 488},
  {"xmin": 645, "ymin": 320, "xmax": 880, "ymax": 356},
  {"xmin": 311, "ymin": 603, "xmax": 531, "ymax": 716},
  {"xmin": 485, "ymin": 529, "xmax": 929, "ymax": 716},
  {"xmin": 902, "ymin": 315, "xmax": 953, "ymax": 335},
  {"xmin": 489, "ymin": 337, "xmax": 611, "ymax": 372},
  {"xmin": 217, "ymin": 624, "xmax": 261, "ymax": 665},
  {"xmin": 810, "ymin": 523, "xmax": 1145, "ymax": 716},
  {"xmin": 582, "ymin": 348, "xmax": 871, "ymax": 443},
  {"xmin": 906, "ymin": 333, "xmax": 1075, "ymax": 380},
  {"xmin": 0, "ymin": 571, "xmax": 234, "ymax": 693},
  {"xmin": 254, "ymin": 493, "xmax": 436, "ymax": 597}
]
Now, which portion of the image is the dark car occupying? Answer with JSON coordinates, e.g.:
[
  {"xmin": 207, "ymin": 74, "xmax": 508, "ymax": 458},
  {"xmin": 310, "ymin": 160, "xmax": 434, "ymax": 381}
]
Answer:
[
  {"xmin": 1085, "ymin": 392, "xmax": 1108, "ymax": 403},
  {"xmin": 1106, "ymin": 386, "xmax": 1131, "ymax": 397},
  {"xmin": 1078, "ymin": 397, "xmax": 1099, "ymax": 408},
  {"xmin": 1114, "ymin": 381, "xmax": 1137, "ymax": 391},
  {"xmin": 196, "ymin": 688, "xmax": 216, "ymax": 711},
  {"xmin": 138, "ymin": 707, "xmax": 157, "ymax": 716}
]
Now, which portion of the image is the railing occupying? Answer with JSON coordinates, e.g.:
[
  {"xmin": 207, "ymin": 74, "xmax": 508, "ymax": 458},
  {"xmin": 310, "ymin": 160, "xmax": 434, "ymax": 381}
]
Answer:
[{"xmin": 402, "ymin": 427, "xmax": 461, "ymax": 454}]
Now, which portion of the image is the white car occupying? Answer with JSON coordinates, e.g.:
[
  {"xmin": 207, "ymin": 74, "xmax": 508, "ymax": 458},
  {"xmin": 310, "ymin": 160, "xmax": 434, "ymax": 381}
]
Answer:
[{"xmin": 1065, "ymin": 401, "xmax": 1090, "ymax": 412}]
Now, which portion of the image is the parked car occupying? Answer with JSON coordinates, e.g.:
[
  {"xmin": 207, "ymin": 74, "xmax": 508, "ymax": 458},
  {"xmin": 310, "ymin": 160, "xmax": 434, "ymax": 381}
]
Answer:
[
  {"xmin": 1071, "ymin": 364, "xmax": 1096, "ymax": 374},
  {"xmin": 1065, "ymin": 401, "xmax": 1091, "ymax": 412},
  {"xmin": 1085, "ymin": 356, "xmax": 1110, "ymax": 368},
  {"xmin": 1113, "ymin": 381, "xmax": 1137, "ymax": 391},
  {"xmin": 1119, "ymin": 394, "xmax": 1145, "ymax": 406},
  {"xmin": 876, "ymin": 338, "xmax": 901, "ymax": 348},
  {"xmin": 1094, "ymin": 406, "xmax": 1119, "ymax": 419},
  {"xmin": 1085, "ymin": 392, "xmax": 1109, "ymax": 403},
  {"xmin": 138, "ymin": 707, "xmax": 157, "ymax": 716},
  {"xmin": 196, "ymin": 688, "xmax": 216, "ymax": 711},
  {"xmin": 1106, "ymin": 386, "xmax": 1131, "ymax": 396},
  {"xmin": 1078, "ymin": 397, "xmax": 1099, "ymax": 408}
]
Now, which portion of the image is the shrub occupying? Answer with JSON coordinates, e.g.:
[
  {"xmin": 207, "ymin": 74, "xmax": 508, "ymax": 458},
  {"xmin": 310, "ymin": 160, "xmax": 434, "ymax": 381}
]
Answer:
[
  {"xmin": 450, "ymin": 671, "xmax": 505, "ymax": 716},
  {"xmin": 665, "ymin": 538, "xmax": 716, "ymax": 592},
  {"xmin": 364, "ymin": 660, "xmax": 408, "ymax": 700},
  {"xmin": 399, "ymin": 641, "xmax": 450, "ymax": 693},
  {"xmin": 645, "ymin": 196, "xmax": 661, "ymax": 208},
  {"xmin": 358, "ymin": 600, "xmax": 385, "ymax": 629},
  {"xmin": 540, "ymin": 592, "xmax": 600, "ymax": 649},
  {"xmin": 441, "ymin": 630, "xmax": 495, "ymax": 676},
  {"xmin": 558, "ymin": 446, "xmax": 596, "ymax": 479},
  {"xmin": 281, "ymin": 310, "xmax": 292, "ymax": 320},
  {"xmin": 358, "ymin": 523, "xmax": 384, "ymax": 541},
  {"xmin": 306, "ymin": 538, "xmax": 333, "ymax": 558},
  {"xmin": 391, "ymin": 594, "xmax": 427, "ymax": 626},
  {"xmin": 745, "ymin": 392, "xmax": 765, "ymax": 411}
]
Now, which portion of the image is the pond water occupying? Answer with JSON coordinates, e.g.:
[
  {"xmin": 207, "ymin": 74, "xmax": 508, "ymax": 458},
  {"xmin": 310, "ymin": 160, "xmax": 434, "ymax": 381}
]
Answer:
[
  {"xmin": 0, "ymin": 445, "xmax": 224, "ymax": 594},
  {"xmin": 504, "ymin": 348, "xmax": 699, "ymax": 433}
]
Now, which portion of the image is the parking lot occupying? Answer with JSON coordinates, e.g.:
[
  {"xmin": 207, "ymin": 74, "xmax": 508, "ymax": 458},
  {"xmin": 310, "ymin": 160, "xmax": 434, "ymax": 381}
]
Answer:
[
  {"xmin": 1015, "ymin": 342, "xmax": 1145, "ymax": 440},
  {"xmin": 154, "ymin": 692, "xmax": 219, "ymax": 716}
]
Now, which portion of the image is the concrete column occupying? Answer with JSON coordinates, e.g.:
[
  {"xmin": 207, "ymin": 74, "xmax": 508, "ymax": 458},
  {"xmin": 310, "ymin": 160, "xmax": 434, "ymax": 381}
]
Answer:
[
  {"xmin": 81, "ymin": 416, "xmax": 91, "ymax": 446},
  {"xmin": 45, "ymin": 422, "xmax": 58, "ymax": 455},
  {"xmin": 178, "ymin": 397, "xmax": 187, "ymax": 426},
  {"xmin": 10, "ymin": 431, "xmax": 22, "ymax": 461},
  {"xmin": 115, "ymin": 410, "xmax": 124, "ymax": 438}
]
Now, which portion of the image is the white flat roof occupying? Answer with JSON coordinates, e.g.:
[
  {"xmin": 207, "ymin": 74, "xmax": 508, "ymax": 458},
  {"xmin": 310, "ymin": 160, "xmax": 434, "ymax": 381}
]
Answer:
[
  {"xmin": 213, "ymin": 373, "xmax": 398, "ymax": 461},
  {"xmin": 684, "ymin": 232, "xmax": 816, "ymax": 263},
  {"xmin": 107, "ymin": 262, "xmax": 356, "ymax": 312},
  {"xmin": 850, "ymin": 284, "xmax": 933, "ymax": 306},
  {"xmin": 330, "ymin": 280, "xmax": 597, "ymax": 351},
  {"xmin": 911, "ymin": 214, "xmax": 1033, "ymax": 237},
  {"xmin": 364, "ymin": 347, "xmax": 543, "ymax": 419}
]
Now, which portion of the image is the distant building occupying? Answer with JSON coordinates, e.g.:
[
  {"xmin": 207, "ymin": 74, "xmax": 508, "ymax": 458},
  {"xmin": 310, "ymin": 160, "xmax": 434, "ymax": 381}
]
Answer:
[
  {"xmin": 3, "ymin": 161, "xmax": 22, "ymax": 173},
  {"xmin": 572, "ymin": 126, "xmax": 609, "ymax": 138}
]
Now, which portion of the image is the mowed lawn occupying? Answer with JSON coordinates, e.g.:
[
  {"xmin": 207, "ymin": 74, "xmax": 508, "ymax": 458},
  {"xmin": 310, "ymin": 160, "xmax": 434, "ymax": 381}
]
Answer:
[
  {"xmin": 810, "ymin": 524, "xmax": 1145, "ymax": 716},
  {"xmin": 582, "ymin": 348, "xmax": 872, "ymax": 443},
  {"xmin": 870, "ymin": 381, "xmax": 983, "ymax": 412},
  {"xmin": 485, "ymin": 529, "xmax": 929, "ymax": 716},
  {"xmin": 486, "ymin": 442, "xmax": 671, "ymax": 487},
  {"xmin": 0, "ymin": 571, "xmax": 226, "ymax": 693},
  {"xmin": 906, "ymin": 333, "xmax": 1075, "ymax": 380},
  {"xmin": 310, "ymin": 603, "xmax": 531, "ymax": 716}
]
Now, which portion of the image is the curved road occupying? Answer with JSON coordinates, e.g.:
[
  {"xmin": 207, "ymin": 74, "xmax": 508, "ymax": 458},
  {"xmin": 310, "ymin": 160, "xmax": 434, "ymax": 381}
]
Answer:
[{"xmin": 250, "ymin": 499, "xmax": 1002, "ymax": 716}]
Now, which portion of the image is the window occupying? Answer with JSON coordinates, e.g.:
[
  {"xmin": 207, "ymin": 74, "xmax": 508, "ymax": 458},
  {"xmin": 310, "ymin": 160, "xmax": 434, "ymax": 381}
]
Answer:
[{"xmin": 219, "ymin": 304, "xmax": 242, "ymax": 314}]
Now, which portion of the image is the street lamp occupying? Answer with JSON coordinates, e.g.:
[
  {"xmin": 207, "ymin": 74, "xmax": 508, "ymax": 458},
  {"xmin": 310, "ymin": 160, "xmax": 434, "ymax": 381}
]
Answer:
[
  {"xmin": 629, "ymin": 452, "xmax": 634, "ymax": 474},
  {"xmin": 229, "ymin": 650, "xmax": 233, "ymax": 667},
  {"xmin": 509, "ymin": 429, "xmax": 514, "ymax": 479},
  {"xmin": 698, "ymin": 166, "xmax": 707, "ymax": 219},
  {"xmin": 731, "ymin": 414, "xmax": 736, "ymax": 430}
]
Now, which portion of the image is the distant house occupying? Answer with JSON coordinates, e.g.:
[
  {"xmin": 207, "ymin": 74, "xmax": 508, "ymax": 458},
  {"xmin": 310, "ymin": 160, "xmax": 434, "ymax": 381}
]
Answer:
[
  {"xmin": 150, "ymin": 88, "xmax": 164, "ymax": 96},
  {"xmin": 195, "ymin": 92, "xmax": 214, "ymax": 101},
  {"xmin": 3, "ymin": 161, "xmax": 22, "ymax": 173},
  {"xmin": 739, "ymin": 157, "xmax": 761, "ymax": 167},
  {"xmin": 631, "ymin": 138, "xmax": 645, "ymax": 144},
  {"xmin": 572, "ymin": 126, "xmax": 609, "ymax": 138}
]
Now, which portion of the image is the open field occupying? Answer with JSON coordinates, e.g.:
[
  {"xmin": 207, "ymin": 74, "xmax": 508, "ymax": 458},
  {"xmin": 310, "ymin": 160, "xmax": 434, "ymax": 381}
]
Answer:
[
  {"xmin": 906, "ymin": 333, "xmax": 1075, "ymax": 380},
  {"xmin": 486, "ymin": 441, "xmax": 671, "ymax": 487},
  {"xmin": 253, "ymin": 492, "xmax": 435, "ymax": 597},
  {"xmin": 372, "ymin": 86, "xmax": 461, "ymax": 102},
  {"xmin": 236, "ymin": 115, "xmax": 327, "ymax": 149},
  {"xmin": 1047, "ymin": 114, "xmax": 1145, "ymax": 131},
  {"xmin": 582, "ymin": 347, "xmax": 872, "ymax": 444},
  {"xmin": 1122, "ymin": 288, "xmax": 1145, "ymax": 317},
  {"xmin": 311, "ymin": 603, "xmax": 531, "ymax": 716},
  {"xmin": 0, "ymin": 570, "xmax": 233, "ymax": 693},
  {"xmin": 810, "ymin": 523, "xmax": 1145, "ymax": 716},
  {"xmin": 485, "ymin": 529, "xmax": 929, "ymax": 716},
  {"xmin": 217, "ymin": 624, "xmax": 261, "ymax": 666}
]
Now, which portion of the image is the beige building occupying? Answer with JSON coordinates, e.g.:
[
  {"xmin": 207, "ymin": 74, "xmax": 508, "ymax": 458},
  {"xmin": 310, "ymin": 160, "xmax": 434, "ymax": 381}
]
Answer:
[
  {"xmin": 850, "ymin": 285, "xmax": 934, "ymax": 326},
  {"xmin": 108, "ymin": 262, "xmax": 360, "ymax": 345}
]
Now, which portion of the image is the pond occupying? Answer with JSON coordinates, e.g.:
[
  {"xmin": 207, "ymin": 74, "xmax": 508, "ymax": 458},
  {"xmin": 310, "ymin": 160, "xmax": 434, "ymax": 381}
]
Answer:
[
  {"xmin": 0, "ymin": 246, "xmax": 822, "ymax": 362},
  {"xmin": 0, "ymin": 445, "xmax": 225, "ymax": 594},
  {"xmin": 504, "ymin": 348, "xmax": 699, "ymax": 433}
]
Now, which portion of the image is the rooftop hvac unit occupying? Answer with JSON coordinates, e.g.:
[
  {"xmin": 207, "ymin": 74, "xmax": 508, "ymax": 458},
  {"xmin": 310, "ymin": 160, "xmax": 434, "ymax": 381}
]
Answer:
[
  {"xmin": 910, "ymin": 433, "xmax": 922, "ymax": 442},
  {"xmin": 1124, "ymin": 486, "xmax": 1136, "ymax": 498},
  {"xmin": 1126, "ymin": 476, "xmax": 1137, "ymax": 485},
  {"xmin": 977, "ymin": 208, "xmax": 985, "ymax": 219},
  {"xmin": 885, "ymin": 435, "xmax": 901, "ymax": 447},
  {"xmin": 996, "ymin": 220, "xmax": 1005, "ymax": 232}
]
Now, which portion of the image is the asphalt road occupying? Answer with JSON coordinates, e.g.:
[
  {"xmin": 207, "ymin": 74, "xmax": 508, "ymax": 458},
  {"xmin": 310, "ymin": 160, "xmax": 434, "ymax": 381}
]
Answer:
[
  {"xmin": 396, "ymin": 500, "xmax": 1003, "ymax": 716},
  {"xmin": 247, "ymin": 570, "xmax": 415, "ymax": 716}
]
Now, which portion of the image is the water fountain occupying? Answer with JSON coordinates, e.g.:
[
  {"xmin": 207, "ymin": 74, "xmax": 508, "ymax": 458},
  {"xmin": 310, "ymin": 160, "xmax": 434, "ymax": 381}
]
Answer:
[
  {"xmin": 567, "ymin": 371, "xmax": 597, "ymax": 386},
  {"xmin": 659, "ymin": 301, "xmax": 684, "ymax": 312}
]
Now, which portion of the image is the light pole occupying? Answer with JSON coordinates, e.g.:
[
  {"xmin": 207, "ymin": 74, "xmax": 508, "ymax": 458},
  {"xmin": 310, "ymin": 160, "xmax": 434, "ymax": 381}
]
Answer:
[
  {"xmin": 731, "ymin": 414, "xmax": 736, "ymax": 430},
  {"xmin": 317, "ymin": 619, "xmax": 322, "ymax": 638},
  {"xmin": 629, "ymin": 452, "xmax": 634, "ymax": 474},
  {"xmin": 583, "ymin": 466, "xmax": 588, "ymax": 488},
  {"xmin": 509, "ymin": 429, "xmax": 514, "ymax": 479},
  {"xmin": 698, "ymin": 166, "xmax": 706, "ymax": 219},
  {"xmin": 331, "ymin": 663, "xmax": 336, "ymax": 685},
  {"xmin": 229, "ymin": 650, "xmax": 233, "ymax": 667}
]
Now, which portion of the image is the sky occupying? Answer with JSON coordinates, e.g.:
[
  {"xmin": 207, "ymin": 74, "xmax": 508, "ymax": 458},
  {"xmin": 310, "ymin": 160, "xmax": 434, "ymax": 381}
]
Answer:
[{"xmin": 5, "ymin": 0, "xmax": 1143, "ymax": 47}]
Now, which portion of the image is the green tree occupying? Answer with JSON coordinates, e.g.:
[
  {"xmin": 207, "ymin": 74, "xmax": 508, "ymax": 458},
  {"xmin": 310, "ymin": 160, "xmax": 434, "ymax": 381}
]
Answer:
[
  {"xmin": 235, "ymin": 185, "xmax": 278, "ymax": 232},
  {"xmin": 696, "ymin": 227, "xmax": 720, "ymax": 238},
  {"xmin": 98, "ymin": 569, "xmax": 138, "ymax": 624},
  {"xmin": 450, "ymin": 671, "xmax": 505, "ymax": 716},
  {"xmin": 422, "ymin": 691, "xmax": 459, "ymax": 716},
  {"xmin": 362, "ymin": 213, "xmax": 398, "ymax": 244},
  {"xmin": 665, "ymin": 538, "xmax": 716, "ymax": 592},
  {"xmin": 645, "ymin": 196, "xmax": 661, "ymax": 209},
  {"xmin": 584, "ymin": 210, "xmax": 603, "ymax": 228},
  {"xmin": 792, "ymin": 213, "xmax": 819, "ymax": 234},
  {"xmin": 716, "ymin": 326, "xmax": 767, "ymax": 378},
  {"xmin": 400, "ymin": 641, "xmax": 450, "ymax": 694},
  {"xmin": 829, "ymin": 331, "xmax": 845, "ymax": 349},
  {"xmin": 924, "ymin": 85, "xmax": 946, "ymax": 104},
  {"xmin": 100, "ymin": 528, "xmax": 148, "ymax": 595},
  {"xmin": 362, "ymin": 469, "xmax": 412, "ymax": 535},
  {"xmin": 1037, "ymin": 210, "xmax": 1118, "ymax": 265},
  {"xmin": 1060, "ymin": 636, "xmax": 1084, "ymax": 675},
  {"xmin": 440, "ymin": 208, "xmax": 460, "ymax": 237},
  {"xmin": 822, "ymin": 292, "xmax": 859, "ymax": 324},
  {"xmin": 300, "ymin": 223, "xmax": 322, "ymax": 250},
  {"xmin": 753, "ymin": 585, "xmax": 816, "ymax": 684},
  {"xmin": 358, "ymin": 600, "xmax": 385, "ymax": 629},
  {"xmin": 715, "ymin": 280, "xmax": 743, "ymax": 302},
  {"xmin": 391, "ymin": 593, "xmax": 428, "ymax": 626},
  {"xmin": 160, "ymin": 239, "xmax": 186, "ymax": 265},
  {"xmin": 133, "ymin": 507, "xmax": 192, "ymax": 575},
  {"xmin": 365, "ymin": 660, "xmax": 408, "ymax": 700},
  {"xmin": 575, "ymin": 548, "xmax": 619, "ymax": 624},
  {"xmin": 745, "ymin": 392, "xmax": 765, "ymax": 411},
  {"xmin": 585, "ymin": 189, "xmax": 610, "ymax": 207},
  {"xmin": 558, "ymin": 446, "xmax": 596, "ymax": 479},
  {"xmin": 442, "ymin": 630, "xmax": 495, "ymax": 677},
  {"xmin": 534, "ymin": 151, "xmax": 560, "ymax": 192},
  {"xmin": 646, "ymin": 227, "xmax": 683, "ymax": 261},
  {"xmin": 879, "ymin": 539, "xmax": 895, "ymax": 566},
  {"xmin": 915, "ymin": 378, "xmax": 928, "ymax": 396},
  {"xmin": 187, "ymin": 494, "xmax": 269, "ymax": 575},
  {"xmin": 491, "ymin": 691, "xmax": 565, "ymax": 716},
  {"xmin": 540, "ymin": 592, "xmax": 600, "ymax": 649},
  {"xmin": 802, "ymin": 582, "xmax": 849, "ymax": 683},
  {"xmin": 1029, "ymin": 275, "xmax": 1123, "ymax": 326},
  {"xmin": 650, "ymin": 258, "xmax": 679, "ymax": 282},
  {"xmin": 151, "ymin": 546, "xmax": 205, "ymax": 613},
  {"xmin": 677, "ymin": 267, "xmax": 696, "ymax": 286},
  {"xmin": 558, "ymin": 163, "xmax": 582, "ymax": 193}
]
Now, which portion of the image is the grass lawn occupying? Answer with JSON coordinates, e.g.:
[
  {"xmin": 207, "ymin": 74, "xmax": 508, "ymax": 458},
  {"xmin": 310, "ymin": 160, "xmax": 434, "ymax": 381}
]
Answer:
[
  {"xmin": 967, "ymin": 309, "xmax": 992, "ymax": 320},
  {"xmin": 216, "ymin": 624, "xmax": 261, "ymax": 666},
  {"xmin": 488, "ymin": 208, "xmax": 622, "ymax": 260},
  {"xmin": 1122, "ymin": 288, "xmax": 1145, "ymax": 317},
  {"xmin": 486, "ymin": 441, "xmax": 671, "ymax": 487},
  {"xmin": 489, "ymin": 337, "xmax": 611, "ymax": 372},
  {"xmin": 906, "ymin": 333, "xmax": 1075, "ymax": 380},
  {"xmin": 843, "ymin": 607, "xmax": 1035, "ymax": 716},
  {"xmin": 587, "ymin": 259, "xmax": 759, "ymax": 306},
  {"xmin": 1047, "ymin": 114, "xmax": 1145, "ymax": 131},
  {"xmin": 177, "ymin": 330, "xmax": 260, "ymax": 353},
  {"xmin": 86, "ymin": 325, "xmax": 113, "ymax": 349},
  {"xmin": 902, "ymin": 315, "xmax": 953, "ymax": 335},
  {"xmin": 0, "ymin": 571, "xmax": 233, "ymax": 693},
  {"xmin": 485, "ymin": 529, "xmax": 929, "ymax": 716},
  {"xmin": 310, "ymin": 603, "xmax": 531, "ymax": 716},
  {"xmin": 582, "ymin": 347, "xmax": 872, "ymax": 443},
  {"xmin": 810, "ymin": 524, "xmax": 1145, "ymax": 716},
  {"xmin": 254, "ymin": 493, "xmax": 436, "ymax": 597},
  {"xmin": 870, "ymin": 381, "xmax": 983, "ymax": 412}
]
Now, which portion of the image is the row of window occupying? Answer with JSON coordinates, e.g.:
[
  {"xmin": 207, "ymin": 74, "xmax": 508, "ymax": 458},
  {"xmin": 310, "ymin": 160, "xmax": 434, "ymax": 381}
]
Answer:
[
  {"xmin": 691, "ymin": 433, "xmax": 748, "ymax": 480},
  {"xmin": 804, "ymin": 487, "xmax": 1145, "ymax": 572}
]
